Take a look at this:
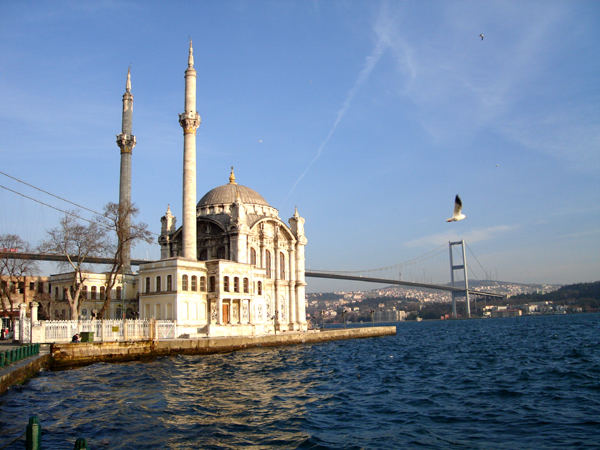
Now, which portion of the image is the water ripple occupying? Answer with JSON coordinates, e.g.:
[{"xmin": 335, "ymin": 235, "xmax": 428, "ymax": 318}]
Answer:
[{"xmin": 0, "ymin": 314, "xmax": 599, "ymax": 448}]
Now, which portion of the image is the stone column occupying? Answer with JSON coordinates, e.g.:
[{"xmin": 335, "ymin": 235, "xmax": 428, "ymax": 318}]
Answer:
[
  {"xmin": 19, "ymin": 303, "xmax": 27, "ymax": 343},
  {"xmin": 295, "ymin": 238, "xmax": 308, "ymax": 326},
  {"xmin": 30, "ymin": 301, "xmax": 39, "ymax": 323},
  {"xmin": 179, "ymin": 41, "xmax": 201, "ymax": 260},
  {"xmin": 288, "ymin": 247, "xmax": 296, "ymax": 327}
]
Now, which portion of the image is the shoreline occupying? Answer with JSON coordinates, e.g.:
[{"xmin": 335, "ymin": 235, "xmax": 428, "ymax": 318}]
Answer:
[{"xmin": 1, "ymin": 326, "xmax": 396, "ymax": 393}]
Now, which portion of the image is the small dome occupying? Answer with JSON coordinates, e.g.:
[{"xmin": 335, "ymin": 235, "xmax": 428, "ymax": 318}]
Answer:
[{"xmin": 198, "ymin": 183, "xmax": 270, "ymax": 207}]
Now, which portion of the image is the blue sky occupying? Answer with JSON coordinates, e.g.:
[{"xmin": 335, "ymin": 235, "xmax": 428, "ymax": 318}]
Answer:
[{"xmin": 1, "ymin": 1, "xmax": 598, "ymax": 291}]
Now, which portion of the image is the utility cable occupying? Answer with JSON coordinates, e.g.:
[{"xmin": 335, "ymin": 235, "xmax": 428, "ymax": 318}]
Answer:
[{"xmin": 0, "ymin": 170, "xmax": 103, "ymax": 217}]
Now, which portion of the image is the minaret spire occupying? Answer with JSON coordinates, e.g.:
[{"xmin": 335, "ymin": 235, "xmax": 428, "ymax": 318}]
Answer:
[
  {"xmin": 126, "ymin": 66, "xmax": 131, "ymax": 92},
  {"xmin": 179, "ymin": 40, "xmax": 201, "ymax": 260},
  {"xmin": 188, "ymin": 40, "xmax": 194, "ymax": 68},
  {"xmin": 116, "ymin": 68, "xmax": 136, "ymax": 273}
]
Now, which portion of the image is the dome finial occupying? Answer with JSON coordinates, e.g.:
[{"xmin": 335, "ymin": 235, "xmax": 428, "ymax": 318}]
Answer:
[{"xmin": 229, "ymin": 166, "xmax": 237, "ymax": 184}]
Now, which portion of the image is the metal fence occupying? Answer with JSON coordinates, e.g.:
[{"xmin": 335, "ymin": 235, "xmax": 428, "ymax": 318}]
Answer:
[{"xmin": 14, "ymin": 319, "xmax": 179, "ymax": 344}]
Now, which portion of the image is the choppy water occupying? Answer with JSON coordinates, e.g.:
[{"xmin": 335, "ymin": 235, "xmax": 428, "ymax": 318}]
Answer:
[{"xmin": 1, "ymin": 313, "xmax": 599, "ymax": 449}]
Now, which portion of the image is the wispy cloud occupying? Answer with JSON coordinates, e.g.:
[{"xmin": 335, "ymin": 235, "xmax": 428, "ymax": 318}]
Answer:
[
  {"xmin": 285, "ymin": 17, "xmax": 387, "ymax": 201},
  {"xmin": 404, "ymin": 224, "xmax": 516, "ymax": 248}
]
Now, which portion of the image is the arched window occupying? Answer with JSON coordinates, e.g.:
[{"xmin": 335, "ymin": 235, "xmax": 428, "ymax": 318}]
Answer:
[
  {"xmin": 234, "ymin": 277, "xmax": 239, "ymax": 293},
  {"xmin": 116, "ymin": 286, "xmax": 122, "ymax": 300},
  {"xmin": 280, "ymin": 252, "xmax": 286, "ymax": 280},
  {"xmin": 243, "ymin": 278, "xmax": 249, "ymax": 293},
  {"xmin": 257, "ymin": 281, "xmax": 262, "ymax": 295},
  {"xmin": 265, "ymin": 250, "xmax": 272, "ymax": 279},
  {"xmin": 156, "ymin": 276, "xmax": 161, "ymax": 293},
  {"xmin": 200, "ymin": 276, "xmax": 206, "ymax": 292},
  {"xmin": 81, "ymin": 285, "xmax": 88, "ymax": 300},
  {"xmin": 167, "ymin": 275, "xmax": 172, "ymax": 291},
  {"xmin": 100, "ymin": 286, "xmax": 106, "ymax": 300},
  {"xmin": 91, "ymin": 286, "xmax": 97, "ymax": 300},
  {"xmin": 191, "ymin": 275, "xmax": 198, "ymax": 291},
  {"xmin": 209, "ymin": 276, "xmax": 216, "ymax": 292},
  {"xmin": 182, "ymin": 275, "xmax": 188, "ymax": 291},
  {"xmin": 250, "ymin": 248, "xmax": 257, "ymax": 265},
  {"xmin": 145, "ymin": 277, "xmax": 150, "ymax": 293},
  {"xmin": 223, "ymin": 276, "xmax": 230, "ymax": 292}
]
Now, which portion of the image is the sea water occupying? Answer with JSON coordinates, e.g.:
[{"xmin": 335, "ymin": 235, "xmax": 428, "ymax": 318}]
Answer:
[{"xmin": 0, "ymin": 313, "xmax": 599, "ymax": 448}]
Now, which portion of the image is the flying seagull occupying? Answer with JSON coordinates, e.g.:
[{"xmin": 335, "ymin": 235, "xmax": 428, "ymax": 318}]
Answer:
[
  {"xmin": 446, "ymin": 195, "xmax": 466, "ymax": 222},
  {"xmin": 479, "ymin": 33, "xmax": 485, "ymax": 40}
]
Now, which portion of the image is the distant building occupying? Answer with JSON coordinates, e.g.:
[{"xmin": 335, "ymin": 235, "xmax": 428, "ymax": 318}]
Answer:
[{"xmin": 47, "ymin": 272, "xmax": 138, "ymax": 319}]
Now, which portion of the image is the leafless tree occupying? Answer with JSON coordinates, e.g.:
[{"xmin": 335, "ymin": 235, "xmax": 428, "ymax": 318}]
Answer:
[
  {"xmin": 39, "ymin": 213, "xmax": 106, "ymax": 320},
  {"xmin": 0, "ymin": 234, "xmax": 37, "ymax": 330},
  {"xmin": 97, "ymin": 202, "xmax": 152, "ymax": 319}
]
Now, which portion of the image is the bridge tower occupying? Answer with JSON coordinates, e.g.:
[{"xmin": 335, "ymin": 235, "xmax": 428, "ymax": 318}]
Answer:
[
  {"xmin": 449, "ymin": 240, "xmax": 470, "ymax": 319},
  {"xmin": 116, "ymin": 68, "xmax": 136, "ymax": 273}
]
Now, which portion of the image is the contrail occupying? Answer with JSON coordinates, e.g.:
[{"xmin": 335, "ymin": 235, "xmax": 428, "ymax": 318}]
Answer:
[{"xmin": 286, "ymin": 38, "xmax": 386, "ymax": 202}]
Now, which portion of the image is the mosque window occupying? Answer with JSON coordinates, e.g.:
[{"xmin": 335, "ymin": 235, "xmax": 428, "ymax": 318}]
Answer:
[
  {"xmin": 243, "ymin": 278, "xmax": 249, "ymax": 293},
  {"xmin": 29, "ymin": 282, "xmax": 35, "ymax": 291},
  {"xmin": 234, "ymin": 277, "xmax": 239, "ymax": 293},
  {"xmin": 100, "ymin": 286, "xmax": 106, "ymax": 300},
  {"xmin": 199, "ymin": 249, "xmax": 207, "ymax": 261},
  {"xmin": 182, "ymin": 275, "xmax": 188, "ymax": 291},
  {"xmin": 116, "ymin": 286, "xmax": 122, "ymax": 300},
  {"xmin": 224, "ymin": 276, "xmax": 230, "ymax": 292},
  {"xmin": 209, "ymin": 276, "xmax": 216, "ymax": 292},
  {"xmin": 63, "ymin": 288, "xmax": 67, "ymax": 300},
  {"xmin": 191, "ymin": 275, "xmax": 198, "ymax": 291},
  {"xmin": 257, "ymin": 281, "xmax": 262, "ymax": 295},
  {"xmin": 280, "ymin": 252, "xmax": 286, "ymax": 280},
  {"xmin": 81, "ymin": 285, "xmax": 88, "ymax": 300},
  {"xmin": 145, "ymin": 277, "xmax": 150, "ymax": 293},
  {"xmin": 217, "ymin": 247, "xmax": 225, "ymax": 259},
  {"xmin": 167, "ymin": 275, "xmax": 172, "ymax": 291},
  {"xmin": 91, "ymin": 286, "xmax": 97, "ymax": 300},
  {"xmin": 156, "ymin": 277, "xmax": 161, "ymax": 293},
  {"xmin": 200, "ymin": 276, "xmax": 206, "ymax": 292},
  {"xmin": 250, "ymin": 248, "xmax": 257, "ymax": 265},
  {"xmin": 265, "ymin": 251, "xmax": 272, "ymax": 278}
]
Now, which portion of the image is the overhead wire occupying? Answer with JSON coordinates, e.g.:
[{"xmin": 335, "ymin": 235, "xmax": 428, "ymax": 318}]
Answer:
[{"xmin": 0, "ymin": 170, "xmax": 160, "ymax": 238}]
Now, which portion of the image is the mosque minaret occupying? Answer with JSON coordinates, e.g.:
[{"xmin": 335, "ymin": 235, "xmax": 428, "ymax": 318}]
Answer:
[
  {"xmin": 178, "ymin": 41, "xmax": 201, "ymax": 260},
  {"xmin": 116, "ymin": 67, "xmax": 136, "ymax": 272}
]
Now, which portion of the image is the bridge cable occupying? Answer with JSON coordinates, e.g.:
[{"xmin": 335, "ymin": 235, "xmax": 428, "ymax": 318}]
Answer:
[
  {"xmin": 466, "ymin": 243, "xmax": 489, "ymax": 281},
  {"xmin": 311, "ymin": 243, "xmax": 447, "ymax": 275}
]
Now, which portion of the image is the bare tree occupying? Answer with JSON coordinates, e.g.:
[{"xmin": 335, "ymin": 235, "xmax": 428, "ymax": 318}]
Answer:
[
  {"xmin": 39, "ymin": 214, "xmax": 106, "ymax": 320},
  {"xmin": 0, "ymin": 234, "xmax": 37, "ymax": 330},
  {"xmin": 97, "ymin": 202, "xmax": 152, "ymax": 319}
]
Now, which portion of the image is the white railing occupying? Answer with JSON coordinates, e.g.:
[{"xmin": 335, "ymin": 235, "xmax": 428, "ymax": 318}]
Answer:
[{"xmin": 18, "ymin": 319, "xmax": 182, "ymax": 344}]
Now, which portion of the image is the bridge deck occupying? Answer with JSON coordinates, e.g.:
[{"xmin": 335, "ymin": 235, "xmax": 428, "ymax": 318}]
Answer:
[{"xmin": 1, "ymin": 252, "xmax": 505, "ymax": 299}]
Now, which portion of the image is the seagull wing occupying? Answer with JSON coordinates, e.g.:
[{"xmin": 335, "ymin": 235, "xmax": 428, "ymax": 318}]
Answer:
[{"xmin": 453, "ymin": 195, "xmax": 462, "ymax": 217}]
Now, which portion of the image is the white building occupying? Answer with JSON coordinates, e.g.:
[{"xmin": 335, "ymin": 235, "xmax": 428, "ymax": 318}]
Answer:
[{"xmin": 138, "ymin": 43, "xmax": 308, "ymax": 337}]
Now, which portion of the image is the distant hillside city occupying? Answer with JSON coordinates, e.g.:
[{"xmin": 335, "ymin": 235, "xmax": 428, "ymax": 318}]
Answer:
[{"xmin": 306, "ymin": 280, "xmax": 600, "ymax": 325}]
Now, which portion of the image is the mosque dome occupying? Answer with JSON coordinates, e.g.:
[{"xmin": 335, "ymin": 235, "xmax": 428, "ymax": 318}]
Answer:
[{"xmin": 197, "ymin": 167, "xmax": 270, "ymax": 207}]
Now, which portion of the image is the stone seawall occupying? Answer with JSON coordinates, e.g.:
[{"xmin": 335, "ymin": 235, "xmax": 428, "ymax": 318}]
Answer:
[
  {"xmin": 0, "ymin": 354, "xmax": 52, "ymax": 396},
  {"xmin": 51, "ymin": 327, "xmax": 397, "ymax": 369}
]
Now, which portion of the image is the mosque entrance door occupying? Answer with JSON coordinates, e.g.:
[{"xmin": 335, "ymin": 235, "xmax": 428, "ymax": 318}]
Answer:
[{"xmin": 222, "ymin": 303, "xmax": 230, "ymax": 324}]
